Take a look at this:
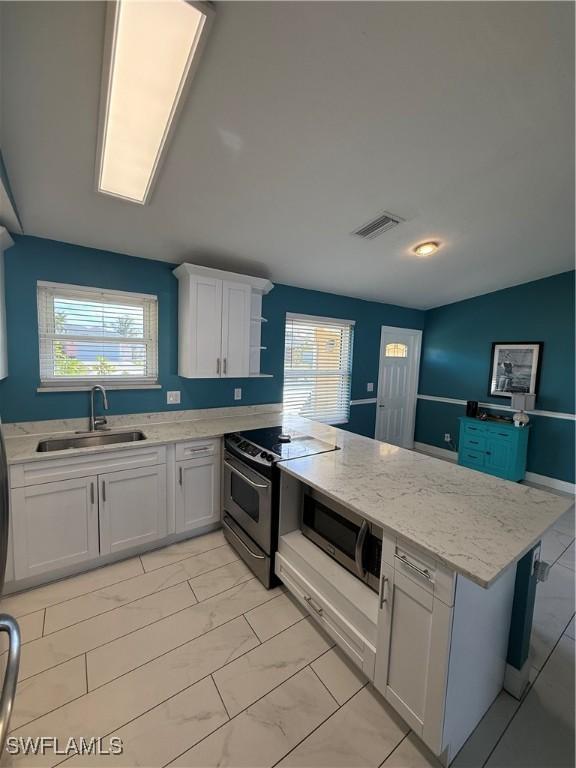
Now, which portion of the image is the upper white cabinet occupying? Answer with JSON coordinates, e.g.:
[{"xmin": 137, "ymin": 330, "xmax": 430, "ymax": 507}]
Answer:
[
  {"xmin": 0, "ymin": 227, "xmax": 14, "ymax": 380},
  {"xmin": 173, "ymin": 263, "xmax": 273, "ymax": 379}
]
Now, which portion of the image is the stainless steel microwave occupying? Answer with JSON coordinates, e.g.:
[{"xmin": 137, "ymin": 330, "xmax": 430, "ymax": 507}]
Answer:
[{"xmin": 301, "ymin": 488, "xmax": 382, "ymax": 592}]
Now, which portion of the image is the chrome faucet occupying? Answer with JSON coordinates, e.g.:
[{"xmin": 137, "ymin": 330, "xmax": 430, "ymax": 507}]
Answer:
[{"xmin": 89, "ymin": 385, "xmax": 109, "ymax": 431}]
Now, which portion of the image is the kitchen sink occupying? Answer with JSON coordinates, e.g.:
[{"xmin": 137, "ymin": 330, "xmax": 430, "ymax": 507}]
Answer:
[{"xmin": 37, "ymin": 430, "xmax": 146, "ymax": 452}]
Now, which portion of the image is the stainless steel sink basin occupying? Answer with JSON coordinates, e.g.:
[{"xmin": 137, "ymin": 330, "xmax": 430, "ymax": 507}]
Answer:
[{"xmin": 37, "ymin": 431, "xmax": 146, "ymax": 452}]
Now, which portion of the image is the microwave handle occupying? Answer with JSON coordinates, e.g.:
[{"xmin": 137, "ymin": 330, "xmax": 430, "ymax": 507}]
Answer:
[{"xmin": 355, "ymin": 519, "xmax": 369, "ymax": 579}]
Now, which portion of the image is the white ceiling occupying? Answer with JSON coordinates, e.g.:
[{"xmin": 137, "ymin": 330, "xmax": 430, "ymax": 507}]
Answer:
[{"xmin": 1, "ymin": 1, "xmax": 574, "ymax": 309}]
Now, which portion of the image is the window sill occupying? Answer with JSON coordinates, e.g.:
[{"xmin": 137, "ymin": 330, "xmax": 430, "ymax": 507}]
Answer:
[{"xmin": 37, "ymin": 384, "xmax": 162, "ymax": 393}]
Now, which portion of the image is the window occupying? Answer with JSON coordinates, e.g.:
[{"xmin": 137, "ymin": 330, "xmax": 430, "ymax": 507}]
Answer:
[
  {"xmin": 37, "ymin": 282, "xmax": 158, "ymax": 388},
  {"xmin": 385, "ymin": 342, "xmax": 408, "ymax": 358},
  {"xmin": 283, "ymin": 313, "xmax": 354, "ymax": 424}
]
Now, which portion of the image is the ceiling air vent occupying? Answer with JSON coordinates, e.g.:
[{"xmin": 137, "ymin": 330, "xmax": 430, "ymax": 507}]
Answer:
[{"xmin": 352, "ymin": 211, "xmax": 404, "ymax": 240}]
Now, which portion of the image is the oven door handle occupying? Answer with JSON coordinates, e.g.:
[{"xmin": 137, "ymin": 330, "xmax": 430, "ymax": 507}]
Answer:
[
  {"xmin": 224, "ymin": 461, "xmax": 269, "ymax": 490},
  {"xmin": 354, "ymin": 519, "xmax": 369, "ymax": 579},
  {"xmin": 223, "ymin": 517, "xmax": 265, "ymax": 560}
]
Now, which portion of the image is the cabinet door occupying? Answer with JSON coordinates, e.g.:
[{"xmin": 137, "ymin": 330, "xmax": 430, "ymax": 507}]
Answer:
[
  {"xmin": 374, "ymin": 562, "xmax": 452, "ymax": 746},
  {"xmin": 221, "ymin": 280, "xmax": 251, "ymax": 377},
  {"xmin": 175, "ymin": 454, "xmax": 220, "ymax": 533},
  {"xmin": 11, "ymin": 476, "xmax": 99, "ymax": 580},
  {"xmin": 99, "ymin": 465, "xmax": 167, "ymax": 555},
  {"xmin": 183, "ymin": 275, "xmax": 223, "ymax": 378},
  {"xmin": 484, "ymin": 437, "xmax": 512, "ymax": 477}
]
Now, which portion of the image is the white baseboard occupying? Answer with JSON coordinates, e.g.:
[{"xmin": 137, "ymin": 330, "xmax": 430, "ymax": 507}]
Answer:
[
  {"xmin": 414, "ymin": 442, "xmax": 575, "ymax": 496},
  {"xmin": 414, "ymin": 441, "xmax": 457, "ymax": 462},
  {"xmin": 504, "ymin": 661, "xmax": 531, "ymax": 700},
  {"xmin": 524, "ymin": 472, "xmax": 575, "ymax": 496}
]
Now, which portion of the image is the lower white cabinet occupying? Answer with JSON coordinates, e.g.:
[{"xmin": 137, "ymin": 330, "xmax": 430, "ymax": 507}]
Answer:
[
  {"xmin": 374, "ymin": 560, "xmax": 452, "ymax": 749},
  {"xmin": 12, "ymin": 476, "xmax": 99, "ymax": 580},
  {"xmin": 175, "ymin": 453, "xmax": 220, "ymax": 534},
  {"xmin": 99, "ymin": 465, "xmax": 167, "ymax": 555}
]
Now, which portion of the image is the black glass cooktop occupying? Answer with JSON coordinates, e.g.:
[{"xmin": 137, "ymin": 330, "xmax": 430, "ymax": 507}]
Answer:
[{"xmin": 234, "ymin": 426, "xmax": 338, "ymax": 461}]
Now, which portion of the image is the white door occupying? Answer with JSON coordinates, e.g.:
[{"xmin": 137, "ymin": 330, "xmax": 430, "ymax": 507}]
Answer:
[
  {"xmin": 374, "ymin": 562, "xmax": 452, "ymax": 746},
  {"xmin": 175, "ymin": 454, "xmax": 220, "ymax": 534},
  {"xmin": 99, "ymin": 465, "xmax": 167, "ymax": 555},
  {"xmin": 188, "ymin": 275, "xmax": 223, "ymax": 378},
  {"xmin": 11, "ymin": 476, "xmax": 99, "ymax": 580},
  {"xmin": 221, "ymin": 280, "xmax": 251, "ymax": 377},
  {"xmin": 375, "ymin": 326, "xmax": 422, "ymax": 448}
]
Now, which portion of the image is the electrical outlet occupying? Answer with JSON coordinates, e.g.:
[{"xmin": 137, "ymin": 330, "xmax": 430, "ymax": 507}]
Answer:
[
  {"xmin": 234, "ymin": 388, "xmax": 242, "ymax": 401},
  {"xmin": 367, "ymin": 382, "xmax": 374, "ymax": 392},
  {"xmin": 444, "ymin": 433, "xmax": 451, "ymax": 443},
  {"xmin": 167, "ymin": 391, "xmax": 181, "ymax": 405}
]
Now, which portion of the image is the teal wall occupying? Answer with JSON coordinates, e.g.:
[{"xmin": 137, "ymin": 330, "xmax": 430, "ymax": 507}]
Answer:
[
  {"xmin": 0, "ymin": 236, "xmax": 572, "ymax": 483},
  {"xmin": 0, "ymin": 236, "xmax": 424, "ymax": 426},
  {"xmin": 415, "ymin": 271, "xmax": 575, "ymax": 482}
]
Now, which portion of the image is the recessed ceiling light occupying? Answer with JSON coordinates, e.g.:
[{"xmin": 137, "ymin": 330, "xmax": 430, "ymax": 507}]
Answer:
[
  {"xmin": 96, "ymin": 0, "xmax": 213, "ymax": 205},
  {"xmin": 413, "ymin": 241, "xmax": 440, "ymax": 257}
]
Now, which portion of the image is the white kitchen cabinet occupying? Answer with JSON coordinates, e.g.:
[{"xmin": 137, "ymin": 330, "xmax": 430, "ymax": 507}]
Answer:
[
  {"xmin": 374, "ymin": 560, "xmax": 452, "ymax": 747},
  {"xmin": 11, "ymin": 475, "xmax": 99, "ymax": 580},
  {"xmin": 0, "ymin": 227, "xmax": 14, "ymax": 379},
  {"xmin": 99, "ymin": 465, "xmax": 167, "ymax": 555},
  {"xmin": 374, "ymin": 537, "xmax": 516, "ymax": 763},
  {"xmin": 175, "ymin": 452, "xmax": 220, "ymax": 534},
  {"xmin": 173, "ymin": 263, "xmax": 273, "ymax": 379},
  {"xmin": 221, "ymin": 280, "xmax": 251, "ymax": 377}
]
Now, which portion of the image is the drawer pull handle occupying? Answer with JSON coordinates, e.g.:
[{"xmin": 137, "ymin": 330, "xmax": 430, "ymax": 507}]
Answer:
[
  {"xmin": 395, "ymin": 554, "xmax": 434, "ymax": 583},
  {"xmin": 469, "ymin": 440, "xmax": 478, "ymax": 445},
  {"xmin": 90, "ymin": 482, "xmax": 95, "ymax": 505},
  {"xmin": 101, "ymin": 480, "xmax": 106, "ymax": 502},
  {"xmin": 498, "ymin": 433, "xmax": 508, "ymax": 437},
  {"xmin": 179, "ymin": 467, "xmax": 183, "ymax": 486},
  {"xmin": 486, "ymin": 451, "xmax": 491, "ymax": 455},
  {"xmin": 467, "ymin": 454, "xmax": 477, "ymax": 459},
  {"xmin": 188, "ymin": 447, "xmax": 211, "ymax": 454},
  {"xmin": 304, "ymin": 595, "xmax": 323, "ymax": 616}
]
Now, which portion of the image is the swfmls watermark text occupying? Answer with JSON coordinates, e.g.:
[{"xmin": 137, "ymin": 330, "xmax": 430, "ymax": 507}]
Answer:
[{"xmin": 6, "ymin": 737, "xmax": 123, "ymax": 757}]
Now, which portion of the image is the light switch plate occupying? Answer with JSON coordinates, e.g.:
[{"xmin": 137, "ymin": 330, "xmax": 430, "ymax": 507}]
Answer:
[
  {"xmin": 234, "ymin": 388, "xmax": 242, "ymax": 401},
  {"xmin": 167, "ymin": 391, "xmax": 181, "ymax": 405},
  {"xmin": 367, "ymin": 382, "xmax": 374, "ymax": 392}
]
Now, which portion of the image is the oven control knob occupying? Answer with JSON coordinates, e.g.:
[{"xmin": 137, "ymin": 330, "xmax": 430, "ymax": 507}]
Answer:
[
  {"xmin": 260, "ymin": 451, "xmax": 267, "ymax": 458},
  {"xmin": 266, "ymin": 453, "xmax": 274, "ymax": 462}
]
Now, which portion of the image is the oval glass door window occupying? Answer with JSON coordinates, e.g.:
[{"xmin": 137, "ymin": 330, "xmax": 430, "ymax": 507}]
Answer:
[{"xmin": 385, "ymin": 343, "xmax": 408, "ymax": 358}]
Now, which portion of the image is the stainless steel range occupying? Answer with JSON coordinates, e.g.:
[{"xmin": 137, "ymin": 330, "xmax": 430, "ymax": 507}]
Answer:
[{"xmin": 222, "ymin": 426, "xmax": 338, "ymax": 587}]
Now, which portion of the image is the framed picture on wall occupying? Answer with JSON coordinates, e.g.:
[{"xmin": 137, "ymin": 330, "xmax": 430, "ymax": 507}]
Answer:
[{"xmin": 489, "ymin": 342, "xmax": 543, "ymax": 398}]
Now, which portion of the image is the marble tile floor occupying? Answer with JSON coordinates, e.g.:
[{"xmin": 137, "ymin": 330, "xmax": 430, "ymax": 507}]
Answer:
[{"xmin": 0, "ymin": 508, "xmax": 573, "ymax": 768}]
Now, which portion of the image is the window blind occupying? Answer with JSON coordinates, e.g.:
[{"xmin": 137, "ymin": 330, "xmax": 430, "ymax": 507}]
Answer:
[
  {"xmin": 283, "ymin": 313, "xmax": 354, "ymax": 424},
  {"xmin": 37, "ymin": 282, "xmax": 158, "ymax": 387}
]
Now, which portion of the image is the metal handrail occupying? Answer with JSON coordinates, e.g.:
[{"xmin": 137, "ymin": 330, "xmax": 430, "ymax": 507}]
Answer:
[{"xmin": 0, "ymin": 614, "xmax": 20, "ymax": 757}]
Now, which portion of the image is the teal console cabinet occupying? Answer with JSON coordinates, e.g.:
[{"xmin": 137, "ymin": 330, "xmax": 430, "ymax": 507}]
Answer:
[{"xmin": 458, "ymin": 417, "xmax": 529, "ymax": 481}]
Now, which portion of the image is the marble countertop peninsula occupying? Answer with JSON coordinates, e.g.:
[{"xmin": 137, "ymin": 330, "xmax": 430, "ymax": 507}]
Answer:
[
  {"xmin": 3, "ymin": 405, "xmax": 572, "ymax": 588},
  {"xmin": 276, "ymin": 420, "xmax": 573, "ymax": 588}
]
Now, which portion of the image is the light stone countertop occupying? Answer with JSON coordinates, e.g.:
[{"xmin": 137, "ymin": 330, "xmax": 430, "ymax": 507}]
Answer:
[
  {"xmin": 2, "ymin": 404, "xmax": 286, "ymax": 464},
  {"xmin": 276, "ymin": 420, "xmax": 574, "ymax": 589},
  {"xmin": 3, "ymin": 405, "xmax": 572, "ymax": 588}
]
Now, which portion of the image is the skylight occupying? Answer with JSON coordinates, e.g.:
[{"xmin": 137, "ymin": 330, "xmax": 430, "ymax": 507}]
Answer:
[{"xmin": 96, "ymin": 0, "xmax": 212, "ymax": 205}]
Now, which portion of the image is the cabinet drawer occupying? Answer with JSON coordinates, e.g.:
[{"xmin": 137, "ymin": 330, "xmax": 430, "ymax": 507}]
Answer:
[
  {"xmin": 175, "ymin": 438, "xmax": 220, "ymax": 461},
  {"xmin": 276, "ymin": 552, "xmax": 373, "ymax": 675},
  {"xmin": 381, "ymin": 537, "xmax": 455, "ymax": 606},
  {"xmin": 462, "ymin": 422, "xmax": 485, "ymax": 438},
  {"xmin": 462, "ymin": 434, "xmax": 486, "ymax": 452},
  {"xmin": 10, "ymin": 445, "xmax": 167, "ymax": 487},
  {"xmin": 459, "ymin": 448, "xmax": 485, "ymax": 470},
  {"xmin": 485, "ymin": 425, "xmax": 513, "ymax": 440}
]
